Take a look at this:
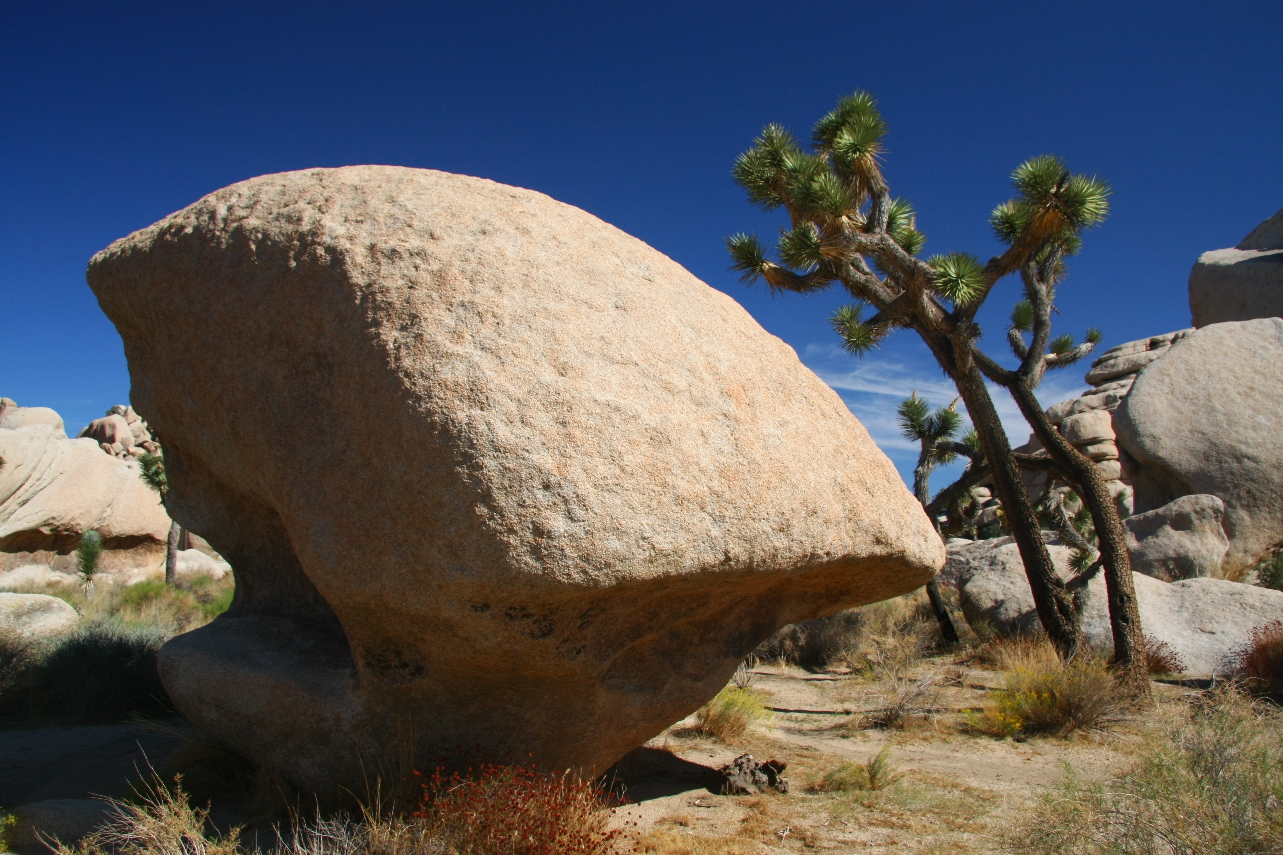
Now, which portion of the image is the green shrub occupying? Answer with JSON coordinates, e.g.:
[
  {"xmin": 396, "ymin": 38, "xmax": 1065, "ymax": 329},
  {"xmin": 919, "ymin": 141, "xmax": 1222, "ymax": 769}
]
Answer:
[
  {"xmin": 970, "ymin": 654, "xmax": 1126, "ymax": 738},
  {"xmin": 1254, "ymin": 549, "xmax": 1283, "ymax": 591},
  {"xmin": 1009, "ymin": 687, "xmax": 1283, "ymax": 854},
  {"xmin": 0, "ymin": 624, "xmax": 171, "ymax": 723},
  {"xmin": 693, "ymin": 687, "xmax": 771, "ymax": 742},
  {"xmin": 809, "ymin": 747, "xmax": 901, "ymax": 793},
  {"xmin": 76, "ymin": 530, "xmax": 104, "ymax": 584}
]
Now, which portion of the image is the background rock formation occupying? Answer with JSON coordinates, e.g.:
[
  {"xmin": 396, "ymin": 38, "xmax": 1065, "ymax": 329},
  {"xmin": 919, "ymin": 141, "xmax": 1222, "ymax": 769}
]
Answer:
[
  {"xmin": 0, "ymin": 423, "xmax": 171, "ymax": 569},
  {"xmin": 1114, "ymin": 318, "xmax": 1283, "ymax": 573},
  {"xmin": 1189, "ymin": 208, "xmax": 1283, "ymax": 328},
  {"xmin": 87, "ymin": 166, "xmax": 943, "ymax": 795}
]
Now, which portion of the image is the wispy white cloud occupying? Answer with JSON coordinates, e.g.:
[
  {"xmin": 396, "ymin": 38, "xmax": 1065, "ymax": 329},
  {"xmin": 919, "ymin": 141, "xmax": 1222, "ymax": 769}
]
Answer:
[{"xmin": 799, "ymin": 338, "xmax": 1090, "ymax": 486}]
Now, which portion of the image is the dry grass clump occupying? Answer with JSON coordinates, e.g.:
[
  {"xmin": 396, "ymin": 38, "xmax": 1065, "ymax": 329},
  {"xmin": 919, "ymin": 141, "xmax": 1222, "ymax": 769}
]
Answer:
[
  {"xmin": 1229, "ymin": 620, "xmax": 1283, "ymax": 702},
  {"xmin": 969, "ymin": 653, "xmax": 1127, "ymax": 738},
  {"xmin": 1143, "ymin": 634, "xmax": 1187, "ymax": 676},
  {"xmin": 752, "ymin": 592, "xmax": 936, "ymax": 672},
  {"xmin": 692, "ymin": 687, "xmax": 770, "ymax": 742},
  {"xmin": 973, "ymin": 633, "xmax": 1059, "ymax": 672},
  {"xmin": 53, "ymin": 763, "xmax": 621, "ymax": 855},
  {"xmin": 414, "ymin": 763, "xmax": 619, "ymax": 855},
  {"xmin": 1009, "ymin": 687, "xmax": 1283, "ymax": 854},
  {"xmin": 54, "ymin": 776, "xmax": 240, "ymax": 855},
  {"xmin": 808, "ymin": 748, "xmax": 901, "ymax": 793}
]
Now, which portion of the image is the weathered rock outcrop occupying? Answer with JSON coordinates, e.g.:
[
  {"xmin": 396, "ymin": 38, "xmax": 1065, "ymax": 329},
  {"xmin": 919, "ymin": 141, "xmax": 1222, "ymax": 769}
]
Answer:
[
  {"xmin": 79, "ymin": 405, "xmax": 158, "ymax": 459},
  {"xmin": 87, "ymin": 166, "xmax": 943, "ymax": 795},
  {"xmin": 952, "ymin": 538, "xmax": 1283, "ymax": 675},
  {"xmin": 1039, "ymin": 329, "xmax": 1192, "ymax": 508},
  {"xmin": 1189, "ymin": 209, "xmax": 1283, "ymax": 328},
  {"xmin": 0, "ymin": 424, "xmax": 171, "ymax": 556},
  {"xmin": 950, "ymin": 535, "xmax": 1076, "ymax": 636},
  {"xmin": 1123, "ymin": 494, "xmax": 1229, "ymax": 581},
  {"xmin": 0, "ymin": 406, "xmax": 67, "ymax": 439},
  {"xmin": 0, "ymin": 592, "xmax": 79, "ymax": 644},
  {"xmin": 1114, "ymin": 318, "xmax": 1283, "ymax": 573}
]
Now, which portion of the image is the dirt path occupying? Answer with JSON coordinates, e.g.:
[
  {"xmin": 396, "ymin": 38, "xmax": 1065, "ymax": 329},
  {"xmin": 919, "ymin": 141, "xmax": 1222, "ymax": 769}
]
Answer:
[{"xmin": 609, "ymin": 662, "xmax": 1152, "ymax": 854}]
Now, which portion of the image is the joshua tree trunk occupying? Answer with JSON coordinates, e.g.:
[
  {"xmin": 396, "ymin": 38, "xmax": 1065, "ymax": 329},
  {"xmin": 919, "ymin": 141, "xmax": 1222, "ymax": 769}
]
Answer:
[
  {"xmin": 911, "ymin": 449, "xmax": 960, "ymax": 647},
  {"xmin": 165, "ymin": 520, "xmax": 181, "ymax": 585},
  {"xmin": 1005, "ymin": 381, "xmax": 1151, "ymax": 701},
  {"xmin": 950, "ymin": 364, "xmax": 1082, "ymax": 659}
]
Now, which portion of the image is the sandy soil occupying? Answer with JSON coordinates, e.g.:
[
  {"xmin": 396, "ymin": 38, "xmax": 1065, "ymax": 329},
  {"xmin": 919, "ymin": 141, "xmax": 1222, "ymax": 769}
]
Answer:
[
  {"xmin": 1, "ymin": 658, "xmax": 1187, "ymax": 855},
  {"xmin": 607, "ymin": 659, "xmax": 1182, "ymax": 855}
]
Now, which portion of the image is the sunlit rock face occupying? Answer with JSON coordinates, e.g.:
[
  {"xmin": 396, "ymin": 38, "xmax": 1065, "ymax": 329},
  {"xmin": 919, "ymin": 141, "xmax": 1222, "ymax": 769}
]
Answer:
[{"xmin": 88, "ymin": 166, "xmax": 943, "ymax": 795}]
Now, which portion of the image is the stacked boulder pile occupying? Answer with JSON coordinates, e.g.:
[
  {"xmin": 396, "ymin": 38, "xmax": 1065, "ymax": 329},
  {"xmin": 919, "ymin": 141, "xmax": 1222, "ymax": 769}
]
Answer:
[
  {"xmin": 0, "ymin": 399, "xmax": 227, "ymax": 584},
  {"xmin": 78, "ymin": 404, "xmax": 159, "ymax": 460},
  {"xmin": 1042, "ymin": 329, "xmax": 1192, "ymax": 509},
  {"xmin": 948, "ymin": 207, "xmax": 1283, "ymax": 676}
]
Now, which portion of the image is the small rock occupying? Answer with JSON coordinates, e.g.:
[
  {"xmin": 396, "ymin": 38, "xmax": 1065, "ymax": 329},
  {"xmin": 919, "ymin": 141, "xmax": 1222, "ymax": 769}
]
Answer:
[
  {"xmin": 1077, "ymin": 440, "xmax": 1119, "ymax": 461},
  {"xmin": 1060, "ymin": 410, "xmax": 1115, "ymax": 445},
  {"xmin": 175, "ymin": 549, "xmax": 231, "ymax": 581},
  {"xmin": 1065, "ymin": 389, "xmax": 1129, "ymax": 417},
  {"xmin": 0, "ymin": 565, "xmax": 77, "ymax": 591},
  {"xmin": 81, "ymin": 415, "xmax": 134, "ymax": 457},
  {"xmin": 1095, "ymin": 459, "xmax": 1123, "ymax": 481},
  {"xmin": 0, "ymin": 593, "xmax": 79, "ymax": 644},
  {"xmin": 719, "ymin": 754, "xmax": 789, "ymax": 795},
  {"xmin": 8, "ymin": 799, "xmax": 115, "ymax": 852},
  {"xmin": 1084, "ymin": 350, "xmax": 1167, "ymax": 386}
]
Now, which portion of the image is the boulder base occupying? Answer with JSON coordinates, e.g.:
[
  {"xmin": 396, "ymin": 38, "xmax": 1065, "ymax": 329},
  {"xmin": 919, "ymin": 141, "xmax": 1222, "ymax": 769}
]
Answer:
[{"xmin": 87, "ymin": 166, "xmax": 943, "ymax": 795}]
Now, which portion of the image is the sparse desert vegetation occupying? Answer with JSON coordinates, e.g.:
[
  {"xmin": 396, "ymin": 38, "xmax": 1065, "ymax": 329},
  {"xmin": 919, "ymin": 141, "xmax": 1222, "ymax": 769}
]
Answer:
[{"xmin": 0, "ymin": 575, "xmax": 232, "ymax": 725}]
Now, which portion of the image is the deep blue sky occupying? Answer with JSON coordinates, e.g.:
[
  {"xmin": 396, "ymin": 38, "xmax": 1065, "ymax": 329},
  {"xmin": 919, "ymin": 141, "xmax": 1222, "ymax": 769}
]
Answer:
[{"xmin": 2, "ymin": 2, "xmax": 1279, "ymax": 483}]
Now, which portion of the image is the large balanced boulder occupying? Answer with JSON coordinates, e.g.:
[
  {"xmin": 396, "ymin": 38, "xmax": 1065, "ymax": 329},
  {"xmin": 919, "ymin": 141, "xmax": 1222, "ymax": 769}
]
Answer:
[
  {"xmin": 86, "ymin": 166, "xmax": 943, "ymax": 795},
  {"xmin": 0, "ymin": 424, "xmax": 171, "ymax": 557},
  {"xmin": 1189, "ymin": 208, "xmax": 1283, "ymax": 328},
  {"xmin": 1114, "ymin": 318, "xmax": 1283, "ymax": 573},
  {"xmin": 1123, "ymin": 494, "xmax": 1229, "ymax": 581}
]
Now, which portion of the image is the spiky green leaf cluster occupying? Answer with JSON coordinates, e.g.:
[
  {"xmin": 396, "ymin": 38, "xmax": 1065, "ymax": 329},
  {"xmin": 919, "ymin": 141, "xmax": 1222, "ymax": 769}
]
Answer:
[
  {"xmin": 1049, "ymin": 333, "xmax": 1077, "ymax": 355},
  {"xmin": 885, "ymin": 198, "xmax": 925, "ymax": 255},
  {"xmin": 778, "ymin": 223, "xmax": 824, "ymax": 270},
  {"xmin": 830, "ymin": 303, "xmax": 886, "ymax": 355},
  {"xmin": 897, "ymin": 393, "xmax": 963, "ymax": 446},
  {"xmin": 812, "ymin": 91, "xmax": 887, "ymax": 196},
  {"xmin": 928, "ymin": 252, "xmax": 985, "ymax": 306},
  {"xmin": 1010, "ymin": 300, "xmax": 1035, "ymax": 332},
  {"xmin": 990, "ymin": 155, "xmax": 1111, "ymax": 254},
  {"xmin": 731, "ymin": 124, "xmax": 803, "ymax": 210},
  {"xmin": 76, "ymin": 529, "xmax": 104, "ymax": 582},
  {"xmin": 726, "ymin": 233, "xmax": 769, "ymax": 283},
  {"xmin": 138, "ymin": 450, "xmax": 168, "ymax": 498}
]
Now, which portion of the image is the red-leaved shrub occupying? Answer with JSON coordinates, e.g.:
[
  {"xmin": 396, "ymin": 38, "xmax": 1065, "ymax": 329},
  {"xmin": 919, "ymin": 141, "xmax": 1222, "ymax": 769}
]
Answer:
[
  {"xmin": 415, "ymin": 763, "xmax": 619, "ymax": 855},
  {"xmin": 1234, "ymin": 620, "xmax": 1283, "ymax": 702}
]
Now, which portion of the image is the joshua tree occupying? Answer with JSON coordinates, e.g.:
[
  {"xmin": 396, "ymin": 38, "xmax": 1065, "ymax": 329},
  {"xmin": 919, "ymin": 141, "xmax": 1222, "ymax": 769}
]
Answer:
[
  {"xmin": 138, "ymin": 446, "xmax": 181, "ymax": 586},
  {"xmin": 976, "ymin": 221, "xmax": 1149, "ymax": 693},
  {"xmin": 727, "ymin": 92, "xmax": 1147, "ymax": 697},
  {"xmin": 76, "ymin": 529, "xmax": 104, "ymax": 586},
  {"xmin": 896, "ymin": 393, "xmax": 966, "ymax": 645}
]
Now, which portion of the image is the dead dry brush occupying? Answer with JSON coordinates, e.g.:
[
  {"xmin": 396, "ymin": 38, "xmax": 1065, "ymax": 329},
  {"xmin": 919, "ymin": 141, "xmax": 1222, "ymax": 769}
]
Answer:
[{"xmin": 1009, "ymin": 687, "xmax": 1283, "ymax": 854}]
